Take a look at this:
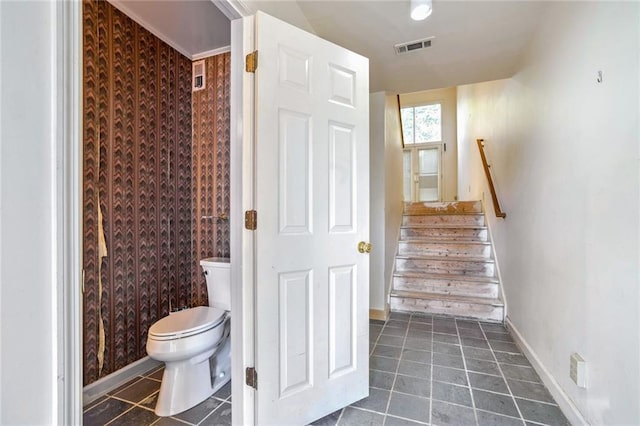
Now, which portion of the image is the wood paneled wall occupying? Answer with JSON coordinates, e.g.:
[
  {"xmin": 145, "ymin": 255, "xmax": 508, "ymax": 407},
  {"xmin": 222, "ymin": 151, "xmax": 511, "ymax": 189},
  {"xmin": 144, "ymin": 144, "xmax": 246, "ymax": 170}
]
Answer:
[
  {"xmin": 83, "ymin": 0, "xmax": 193, "ymax": 385},
  {"xmin": 191, "ymin": 54, "xmax": 231, "ymax": 306}
]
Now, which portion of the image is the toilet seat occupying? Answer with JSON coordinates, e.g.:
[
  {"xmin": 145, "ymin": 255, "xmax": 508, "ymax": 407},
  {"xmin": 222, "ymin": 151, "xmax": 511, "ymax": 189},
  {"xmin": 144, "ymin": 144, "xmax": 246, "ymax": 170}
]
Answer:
[{"xmin": 149, "ymin": 306, "xmax": 226, "ymax": 341}]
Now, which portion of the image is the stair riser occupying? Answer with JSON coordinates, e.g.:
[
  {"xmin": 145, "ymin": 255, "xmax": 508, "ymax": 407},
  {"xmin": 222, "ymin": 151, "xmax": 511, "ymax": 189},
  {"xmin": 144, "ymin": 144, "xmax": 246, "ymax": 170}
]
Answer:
[
  {"xmin": 403, "ymin": 215, "xmax": 485, "ymax": 226},
  {"xmin": 395, "ymin": 258, "xmax": 495, "ymax": 277},
  {"xmin": 400, "ymin": 228, "xmax": 488, "ymax": 241},
  {"xmin": 390, "ymin": 297, "xmax": 504, "ymax": 322},
  {"xmin": 404, "ymin": 201, "xmax": 483, "ymax": 215},
  {"xmin": 393, "ymin": 276, "xmax": 499, "ymax": 299},
  {"xmin": 397, "ymin": 242, "xmax": 491, "ymax": 258}
]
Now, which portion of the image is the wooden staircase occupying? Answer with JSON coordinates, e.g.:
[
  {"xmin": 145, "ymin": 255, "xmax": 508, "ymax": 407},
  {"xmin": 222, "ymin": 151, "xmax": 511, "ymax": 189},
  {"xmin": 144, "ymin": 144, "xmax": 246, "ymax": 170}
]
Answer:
[{"xmin": 389, "ymin": 201, "xmax": 504, "ymax": 322}]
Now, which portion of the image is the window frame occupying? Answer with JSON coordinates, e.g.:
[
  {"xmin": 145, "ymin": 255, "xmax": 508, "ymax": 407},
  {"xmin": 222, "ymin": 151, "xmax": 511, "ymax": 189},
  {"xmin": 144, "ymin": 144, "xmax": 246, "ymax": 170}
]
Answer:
[{"xmin": 400, "ymin": 101, "xmax": 444, "ymax": 146}]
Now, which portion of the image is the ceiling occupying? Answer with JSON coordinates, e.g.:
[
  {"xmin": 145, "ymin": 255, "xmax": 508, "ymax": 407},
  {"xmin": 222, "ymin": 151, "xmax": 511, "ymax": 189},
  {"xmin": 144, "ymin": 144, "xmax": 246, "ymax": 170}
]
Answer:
[
  {"xmin": 109, "ymin": 0, "xmax": 547, "ymax": 94},
  {"xmin": 108, "ymin": 0, "xmax": 231, "ymax": 59},
  {"xmin": 245, "ymin": 0, "xmax": 548, "ymax": 93}
]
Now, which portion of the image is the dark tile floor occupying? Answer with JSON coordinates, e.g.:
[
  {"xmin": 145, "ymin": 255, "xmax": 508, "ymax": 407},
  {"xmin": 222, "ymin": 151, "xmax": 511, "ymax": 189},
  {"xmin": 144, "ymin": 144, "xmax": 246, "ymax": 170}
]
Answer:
[
  {"xmin": 84, "ymin": 313, "xmax": 569, "ymax": 426},
  {"xmin": 83, "ymin": 370, "xmax": 231, "ymax": 426}
]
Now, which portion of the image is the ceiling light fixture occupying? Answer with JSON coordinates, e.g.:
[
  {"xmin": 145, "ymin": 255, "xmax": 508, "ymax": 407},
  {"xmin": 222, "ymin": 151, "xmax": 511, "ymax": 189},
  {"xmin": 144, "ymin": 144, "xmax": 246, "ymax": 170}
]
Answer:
[{"xmin": 410, "ymin": 0, "xmax": 433, "ymax": 21}]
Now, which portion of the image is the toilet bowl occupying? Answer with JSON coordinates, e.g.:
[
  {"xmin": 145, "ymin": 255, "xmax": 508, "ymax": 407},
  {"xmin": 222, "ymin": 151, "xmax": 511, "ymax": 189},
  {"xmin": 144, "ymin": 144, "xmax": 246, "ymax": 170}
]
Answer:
[{"xmin": 146, "ymin": 258, "xmax": 231, "ymax": 416}]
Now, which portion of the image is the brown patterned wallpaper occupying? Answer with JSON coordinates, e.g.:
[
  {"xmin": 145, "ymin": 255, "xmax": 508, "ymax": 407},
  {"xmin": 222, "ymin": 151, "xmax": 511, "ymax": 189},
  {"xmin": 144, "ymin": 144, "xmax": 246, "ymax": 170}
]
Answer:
[
  {"xmin": 82, "ymin": 0, "xmax": 231, "ymax": 386},
  {"xmin": 191, "ymin": 54, "xmax": 231, "ymax": 306}
]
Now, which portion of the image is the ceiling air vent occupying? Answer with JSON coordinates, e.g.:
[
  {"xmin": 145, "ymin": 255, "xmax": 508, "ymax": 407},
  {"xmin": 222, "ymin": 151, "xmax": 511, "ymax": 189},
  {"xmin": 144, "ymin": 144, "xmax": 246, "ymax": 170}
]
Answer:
[
  {"xmin": 394, "ymin": 37, "xmax": 434, "ymax": 55},
  {"xmin": 192, "ymin": 60, "xmax": 206, "ymax": 92}
]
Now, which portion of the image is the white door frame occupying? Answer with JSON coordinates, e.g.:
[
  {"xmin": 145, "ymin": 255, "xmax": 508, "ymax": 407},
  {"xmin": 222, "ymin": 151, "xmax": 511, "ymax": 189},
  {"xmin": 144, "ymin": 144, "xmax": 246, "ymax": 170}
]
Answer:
[{"xmin": 56, "ymin": 1, "xmax": 83, "ymax": 424}]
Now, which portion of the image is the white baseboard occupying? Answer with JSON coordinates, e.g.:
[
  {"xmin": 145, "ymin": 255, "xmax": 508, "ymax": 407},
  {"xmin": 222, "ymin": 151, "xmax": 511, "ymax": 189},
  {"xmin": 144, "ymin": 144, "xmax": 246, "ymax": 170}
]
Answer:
[
  {"xmin": 505, "ymin": 317, "xmax": 588, "ymax": 426},
  {"xmin": 83, "ymin": 356, "xmax": 161, "ymax": 406}
]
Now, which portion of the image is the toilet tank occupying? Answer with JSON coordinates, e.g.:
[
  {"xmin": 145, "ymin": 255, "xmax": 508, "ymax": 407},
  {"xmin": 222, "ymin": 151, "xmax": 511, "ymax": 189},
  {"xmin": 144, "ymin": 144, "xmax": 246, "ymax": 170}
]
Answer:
[{"xmin": 200, "ymin": 257, "xmax": 231, "ymax": 311}]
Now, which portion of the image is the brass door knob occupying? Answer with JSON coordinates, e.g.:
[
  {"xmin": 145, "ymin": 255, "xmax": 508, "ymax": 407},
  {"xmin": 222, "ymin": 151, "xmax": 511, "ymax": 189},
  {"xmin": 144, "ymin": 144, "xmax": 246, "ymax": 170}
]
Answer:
[{"xmin": 358, "ymin": 241, "xmax": 372, "ymax": 253}]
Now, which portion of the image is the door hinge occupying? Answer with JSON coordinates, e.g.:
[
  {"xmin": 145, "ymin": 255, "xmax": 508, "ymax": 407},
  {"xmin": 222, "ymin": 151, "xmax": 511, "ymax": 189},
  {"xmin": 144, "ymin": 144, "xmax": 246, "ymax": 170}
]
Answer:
[
  {"xmin": 245, "ymin": 210, "xmax": 257, "ymax": 230},
  {"xmin": 246, "ymin": 367, "xmax": 258, "ymax": 389},
  {"xmin": 245, "ymin": 50, "xmax": 258, "ymax": 73}
]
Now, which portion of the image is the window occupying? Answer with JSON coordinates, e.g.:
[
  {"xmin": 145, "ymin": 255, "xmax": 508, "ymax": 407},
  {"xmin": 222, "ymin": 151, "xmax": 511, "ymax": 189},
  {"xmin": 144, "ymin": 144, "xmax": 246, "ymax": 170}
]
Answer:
[{"xmin": 401, "ymin": 103, "xmax": 442, "ymax": 144}]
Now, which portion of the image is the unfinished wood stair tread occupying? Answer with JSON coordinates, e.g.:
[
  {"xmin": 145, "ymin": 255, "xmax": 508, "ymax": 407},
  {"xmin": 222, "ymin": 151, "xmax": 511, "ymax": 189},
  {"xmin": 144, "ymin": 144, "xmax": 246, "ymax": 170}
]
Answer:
[
  {"xmin": 401, "ymin": 224, "xmax": 488, "ymax": 229},
  {"xmin": 390, "ymin": 290, "xmax": 504, "ymax": 306},
  {"xmin": 395, "ymin": 255, "xmax": 494, "ymax": 263},
  {"xmin": 400, "ymin": 239, "xmax": 491, "ymax": 246},
  {"xmin": 393, "ymin": 271, "xmax": 499, "ymax": 283}
]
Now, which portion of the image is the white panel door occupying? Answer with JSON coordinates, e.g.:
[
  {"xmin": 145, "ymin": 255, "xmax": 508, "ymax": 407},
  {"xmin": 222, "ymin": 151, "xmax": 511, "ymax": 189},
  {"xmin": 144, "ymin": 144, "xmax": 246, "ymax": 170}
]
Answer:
[{"xmin": 253, "ymin": 11, "xmax": 370, "ymax": 426}]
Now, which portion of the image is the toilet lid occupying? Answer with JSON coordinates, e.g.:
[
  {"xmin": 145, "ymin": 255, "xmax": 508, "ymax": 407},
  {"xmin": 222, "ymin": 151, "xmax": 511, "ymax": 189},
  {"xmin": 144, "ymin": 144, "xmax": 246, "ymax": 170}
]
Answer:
[{"xmin": 149, "ymin": 306, "xmax": 226, "ymax": 339}]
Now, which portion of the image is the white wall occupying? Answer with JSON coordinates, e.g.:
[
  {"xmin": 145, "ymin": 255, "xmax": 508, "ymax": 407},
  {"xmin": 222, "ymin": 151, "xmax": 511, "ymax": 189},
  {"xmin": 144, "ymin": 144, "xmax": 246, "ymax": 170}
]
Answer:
[
  {"xmin": 457, "ymin": 3, "xmax": 639, "ymax": 424},
  {"xmin": 0, "ymin": 1, "xmax": 57, "ymax": 423},
  {"xmin": 369, "ymin": 92, "xmax": 403, "ymax": 314},
  {"xmin": 383, "ymin": 94, "xmax": 404, "ymax": 309},
  {"xmin": 369, "ymin": 92, "xmax": 386, "ymax": 311},
  {"xmin": 401, "ymin": 87, "xmax": 458, "ymax": 201}
]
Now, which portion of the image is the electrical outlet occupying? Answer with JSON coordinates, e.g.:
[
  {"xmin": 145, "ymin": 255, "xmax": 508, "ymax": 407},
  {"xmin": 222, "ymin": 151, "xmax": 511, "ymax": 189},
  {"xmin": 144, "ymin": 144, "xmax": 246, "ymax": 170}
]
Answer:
[{"xmin": 570, "ymin": 353, "xmax": 587, "ymax": 388}]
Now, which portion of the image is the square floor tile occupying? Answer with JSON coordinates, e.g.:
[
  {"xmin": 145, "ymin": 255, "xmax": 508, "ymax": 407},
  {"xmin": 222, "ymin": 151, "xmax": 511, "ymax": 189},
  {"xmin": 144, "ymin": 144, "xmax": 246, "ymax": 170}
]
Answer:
[
  {"xmin": 473, "ymin": 390, "xmax": 520, "ymax": 418},
  {"xmin": 384, "ymin": 415, "xmax": 427, "ymax": 426},
  {"xmin": 406, "ymin": 329, "xmax": 432, "ymax": 340},
  {"xmin": 371, "ymin": 355, "xmax": 399, "ymax": 373},
  {"xmin": 433, "ymin": 342, "xmax": 462, "ymax": 357},
  {"xmin": 83, "ymin": 398, "xmax": 133, "ymax": 425},
  {"xmin": 351, "ymin": 388, "xmax": 390, "ymax": 413},
  {"xmin": 147, "ymin": 367, "xmax": 164, "ymax": 381},
  {"xmin": 432, "ymin": 381, "xmax": 472, "ymax": 407},
  {"xmin": 460, "ymin": 336, "xmax": 490, "ymax": 349},
  {"xmin": 139, "ymin": 392, "xmax": 158, "ymax": 410},
  {"xmin": 469, "ymin": 372, "xmax": 509, "ymax": 394},
  {"xmin": 458, "ymin": 327, "xmax": 486, "ymax": 339},
  {"xmin": 516, "ymin": 399, "xmax": 569, "ymax": 425},
  {"xmin": 409, "ymin": 322, "xmax": 432, "ymax": 332},
  {"xmin": 480, "ymin": 323, "xmax": 509, "ymax": 334},
  {"xmin": 200, "ymin": 402, "xmax": 232, "ymax": 425},
  {"xmin": 214, "ymin": 380, "xmax": 232, "ymax": 400},
  {"xmin": 338, "ymin": 407, "xmax": 384, "ymax": 425},
  {"xmin": 465, "ymin": 358, "xmax": 501, "ymax": 376},
  {"xmin": 433, "ymin": 333, "xmax": 460, "ymax": 345},
  {"xmin": 433, "ymin": 325, "xmax": 458, "ymax": 335},
  {"xmin": 401, "ymin": 348, "xmax": 431, "ymax": 364},
  {"xmin": 432, "ymin": 365, "xmax": 468, "ymax": 386},
  {"xmin": 373, "ymin": 344, "xmax": 403, "ymax": 359},
  {"xmin": 108, "ymin": 406, "xmax": 158, "ymax": 425},
  {"xmin": 456, "ymin": 319, "xmax": 481, "ymax": 330},
  {"xmin": 431, "ymin": 400, "xmax": 475, "ymax": 426},
  {"xmin": 490, "ymin": 341, "xmax": 521, "ymax": 354},
  {"xmin": 433, "ymin": 353, "xmax": 465, "ymax": 369},
  {"xmin": 387, "ymin": 392, "xmax": 430, "ymax": 423},
  {"xmin": 477, "ymin": 410, "xmax": 524, "ymax": 426},
  {"xmin": 174, "ymin": 397, "xmax": 224, "ymax": 424},
  {"xmin": 404, "ymin": 338, "xmax": 432, "ymax": 351},
  {"xmin": 463, "ymin": 347, "xmax": 495, "ymax": 361},
  {"xmin": 494, "ymin": 352, "xmax": 530, "ymax": 367},
  {"xmin": 390, "ymin": 312, "xmax": 412, "ymax": 321},
  {"xmin": 387, "ymin": 319, "xmax": 410, "ymax": 329},
  {"xmin": 393, "ymin": 375, "xmax": 431, "ymax": 398},
  {"xmin": 485, "ymin": 332, "xmax": 513, "ymax": 342},
  {"xmin": 155, "ymin": 417, "xmax": 190, "ymax": 426},
  {"xmin": 113, "ymin": 378, "xmax": 161, "ymax": 404},
  {"xmin": 500, "ymin": 364, "xmax": 540, "ymax": 383},
  {"xmin": 410, "ymin": 314, "xmax": 433, "ymax": 324},
  {"xmin": 383, "ymin": 326, "xmax": 408, "ymax": 337},
  {"xmin": 378, "ymin": 335, "xmax": 405, "ymax": 347},
  {"xmin": 398, "ymin": 360, "xmax": 431, "ymax": 379},
  {"xmin": 310, "ymin": 409, "xmax": 343, "ymax": 426},
  {"xmin": 370, "ymin": 370, "xmax": 395, "ymax": 390},
  {"xmin": 507, "ymin": 379, "xmax": 554, "ymax": 404}
]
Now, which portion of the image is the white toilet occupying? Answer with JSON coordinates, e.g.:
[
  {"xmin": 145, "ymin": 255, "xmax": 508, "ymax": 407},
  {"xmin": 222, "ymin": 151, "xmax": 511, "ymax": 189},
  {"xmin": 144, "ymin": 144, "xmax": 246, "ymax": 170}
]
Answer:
[{"xmin": 146, "ymin": 257, "xmax": 231, "ymax": 417}]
